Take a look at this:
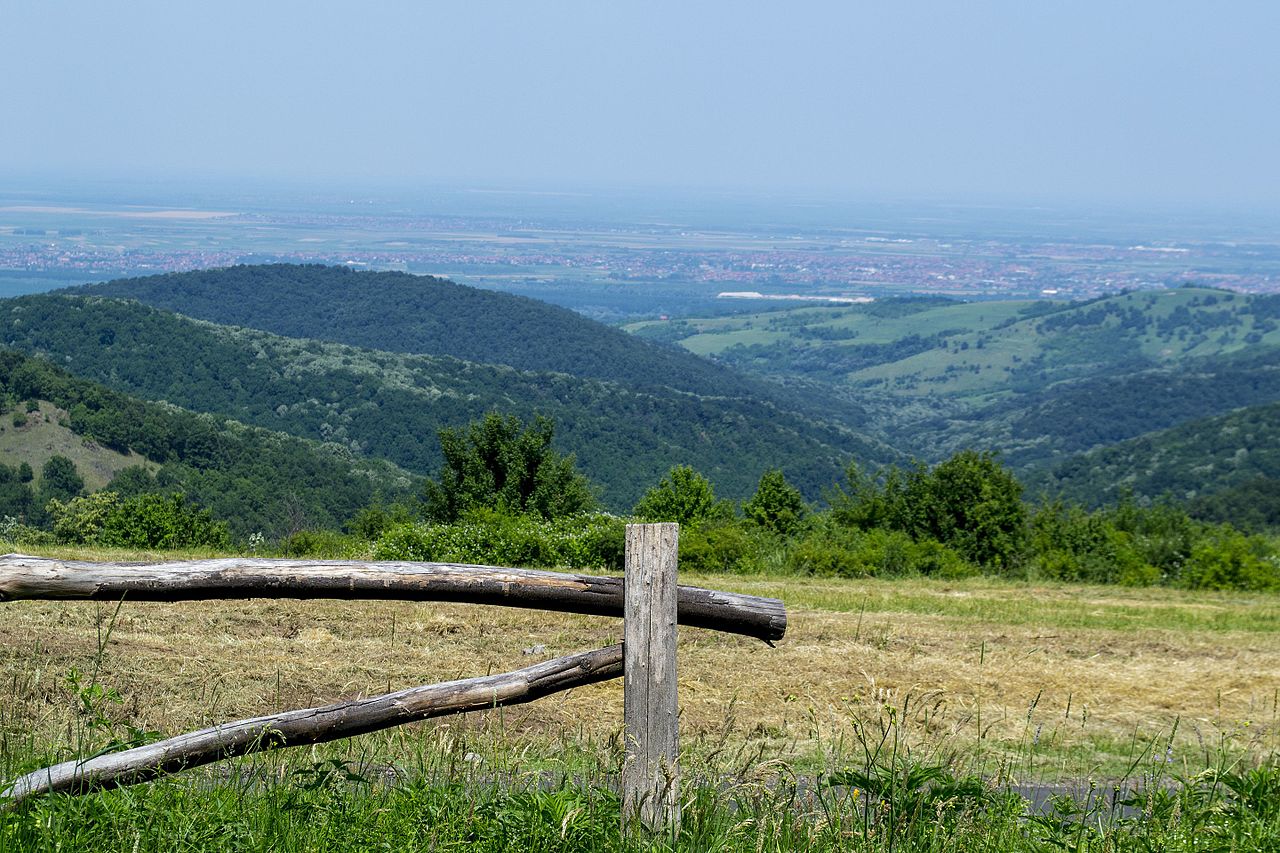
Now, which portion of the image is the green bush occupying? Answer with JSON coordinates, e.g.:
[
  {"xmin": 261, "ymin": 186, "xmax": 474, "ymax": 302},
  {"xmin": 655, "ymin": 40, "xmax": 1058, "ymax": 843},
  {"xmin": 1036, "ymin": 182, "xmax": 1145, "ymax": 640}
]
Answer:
[
  {"xmin": 1029, "ymin": 503, "xmax": 1158, "ymax": 585},
  {"xmin": 48, "ymin": 492, "xmax": 122, "ymax": 544},
  {"xmin": 0, "ymin": 514, "xmax": 55, "ymax": 546},
  {"xmin": 49, "ymin": 491, "xmax": 230, "ymax": 550},
  {"xmin": 374, "ymin": 511, "xmax": 625, "ymax": 571},
  {"xmin": 786, "ymin": 524, "xmax": 977, "ymax": 579},
  {"xmin": 422, "ymin": 414, "xmax": 596, "ymax": 522},
  {"xmin": 98, "ymin": 493, "xmax": 231, "ymax": 550},
  {"xmin": 830, "ymin": 451, "xmax": 1026, "ymax": 570},
  {"xmin": 743, "ymin": 469, "xmax": 808, "ymax": 536},
  {"xmin": 346, "ymin": 502, "xmax": 416, "ymax": 541},
  {"xmin": 633, "ymin": 465, "xmax": 730, "ymax": 528},
  {"xmin": 281, "ymin": 529, "xmax": 362, "ymax": 559},
  {"xmin": 1178, "ymin": 526, "xmax": 1280, "ymax": 591},
  {"xmin": 679, "ymin": 519, "xmax": 759, "ymax": 574}
]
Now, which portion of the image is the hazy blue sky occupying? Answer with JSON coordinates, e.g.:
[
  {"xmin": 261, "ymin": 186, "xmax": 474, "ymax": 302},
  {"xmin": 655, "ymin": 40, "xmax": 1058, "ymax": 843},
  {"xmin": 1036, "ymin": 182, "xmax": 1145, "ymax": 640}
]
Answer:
[{"xmin": 5, "ymin": 1, "xmax": 1278, "ymax": 208}]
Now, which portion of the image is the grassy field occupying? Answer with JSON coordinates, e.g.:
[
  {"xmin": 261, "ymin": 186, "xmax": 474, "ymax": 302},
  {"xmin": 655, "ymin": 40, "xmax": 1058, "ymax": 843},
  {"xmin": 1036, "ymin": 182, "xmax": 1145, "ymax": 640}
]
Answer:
[
  {"xmin": 628, "ymin": 288, "xmax": 1280, "ymax": 399},
  {"xmin": 0, "ymin": 403, "xmax": 154, "ymax": 492},
  {"xmin": 2, "ymin": 548, "xmax": 1276, "ymax": 778},
  {"xmin": 2, "ymin": 548, "xmax": 1278, "ymax": 848}
]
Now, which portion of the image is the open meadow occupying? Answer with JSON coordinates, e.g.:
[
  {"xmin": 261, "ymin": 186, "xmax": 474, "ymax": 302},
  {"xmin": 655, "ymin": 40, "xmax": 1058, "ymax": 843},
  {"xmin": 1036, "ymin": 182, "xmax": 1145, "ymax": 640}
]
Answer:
[{"xmin": 3, "ymin": 547, "xmax": 1278, "ymax": 849}]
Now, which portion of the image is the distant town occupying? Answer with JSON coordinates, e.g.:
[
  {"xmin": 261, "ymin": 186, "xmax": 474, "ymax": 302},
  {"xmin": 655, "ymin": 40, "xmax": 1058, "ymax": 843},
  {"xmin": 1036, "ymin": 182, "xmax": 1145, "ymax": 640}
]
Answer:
[{"xmin": 3, "ymin": 198, "xmax": 1280, "ymax": 311}]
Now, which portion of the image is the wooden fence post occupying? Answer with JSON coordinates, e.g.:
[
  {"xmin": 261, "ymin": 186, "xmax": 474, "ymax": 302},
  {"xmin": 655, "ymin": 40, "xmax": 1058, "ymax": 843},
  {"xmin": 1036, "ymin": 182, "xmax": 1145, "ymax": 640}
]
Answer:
[{"xmin": 622, "ymin": 522, "xmax": 680, "ymax": 835}]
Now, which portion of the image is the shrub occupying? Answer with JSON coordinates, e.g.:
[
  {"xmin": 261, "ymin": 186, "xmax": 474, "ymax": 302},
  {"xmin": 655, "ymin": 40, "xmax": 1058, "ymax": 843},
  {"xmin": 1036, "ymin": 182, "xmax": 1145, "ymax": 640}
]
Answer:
[
  {"xmin": 786, "ymin": 523, "xmax": 977, "ymax": 579},
  {"xmin": 48, "ymin": 492, "xmax": 122, "ymax": 544},
  {"xmin": 98, "ymin": 493, "xmax": 231, "ymax": 550},
  {"xmin": 346, "ymin": 502, "xmax": 416, "ymax": 541},
  {"xmin": 830, "ymin": 451, "xmax": 1026, "ymax": 570},
  {"xmin": 1178, "ymin": 526, "xmax": 1280, "ymax": 591},
  {"xmin": 48, "ymin": 491, "xmax": 231, "ymax": 550},
  {"xmin": 1029, "ymin": 503, "xmax": 1158, "ymax": 585},
  {"xmin": 743, "ymin": 469, "xmax": 808, "ymax": 536},
  {"xmin": 421, "ymin": 414, "xmax": 596, "ymax": 522},
  {"xmin": 679, "ymin": 519, "xmax": 759, "ymax": 574},
  {"xmin": 374, "ymin": 511, "xmax": 626, "ymax": 571},
  {"xmin": 633, "ymin": 465, "xmax": 728, "ymax": 527},
  {"xmin": 281, "ymin": 529, "xmax": 361, "ymax": 559}
]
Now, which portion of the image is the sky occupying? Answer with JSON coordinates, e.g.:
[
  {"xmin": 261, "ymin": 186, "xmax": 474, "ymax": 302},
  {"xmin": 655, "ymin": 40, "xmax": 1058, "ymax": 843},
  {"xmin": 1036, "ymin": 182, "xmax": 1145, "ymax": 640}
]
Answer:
[{"xmin": 4, "ymin": 1, "xmax": 1279, "ymax": 209}]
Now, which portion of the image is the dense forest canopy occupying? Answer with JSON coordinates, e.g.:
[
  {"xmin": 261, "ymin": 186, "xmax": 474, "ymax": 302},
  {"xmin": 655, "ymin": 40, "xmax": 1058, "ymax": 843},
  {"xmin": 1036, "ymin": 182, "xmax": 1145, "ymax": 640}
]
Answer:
[
  {"xmin": 0, "ymin": 293, "xmax": 893, "ymax": 506},
  {"xmin": 77, "ymin": 263, "xmax": 870, "ymax": 430}
]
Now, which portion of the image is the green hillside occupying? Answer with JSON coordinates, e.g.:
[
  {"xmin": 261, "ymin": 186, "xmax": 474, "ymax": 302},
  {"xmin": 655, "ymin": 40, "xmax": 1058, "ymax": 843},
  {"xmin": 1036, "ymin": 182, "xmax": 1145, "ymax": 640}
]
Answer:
[
  {"xmin": 0, "ymin": 400, "xmax": 155, "ymax": 492},
  {"xmin": 0, "ymin": 294, "xmax": 894, "ymax": 507},
  {"xmin": 77, "ymin": 264, "xmax": 869, "ymax": 428},
  {"xmin": 1028, "ymin": 400, "xmax": 1280, "ymax": 517},
  {"xmin": 630, "ymin": 288, "xmax": 1280, "ymax": 469},
  {"xmin": 0, "ymin": 351, "xmax": 416, "ymax": 537}
]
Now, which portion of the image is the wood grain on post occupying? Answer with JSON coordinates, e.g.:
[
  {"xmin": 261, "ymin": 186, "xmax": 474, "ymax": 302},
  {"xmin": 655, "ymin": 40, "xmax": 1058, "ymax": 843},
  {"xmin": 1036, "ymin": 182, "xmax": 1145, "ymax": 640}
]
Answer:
[
  {"xmin": 1, "ymin": 644, "xmax": 624, "ymax": 808},
  {"xmin": 621, "ymin": 523, "xmax": 680, "ymax": 834},
  {"xmin": 0, "ymin": 554, "xmax": 785, "ymax": 644}
]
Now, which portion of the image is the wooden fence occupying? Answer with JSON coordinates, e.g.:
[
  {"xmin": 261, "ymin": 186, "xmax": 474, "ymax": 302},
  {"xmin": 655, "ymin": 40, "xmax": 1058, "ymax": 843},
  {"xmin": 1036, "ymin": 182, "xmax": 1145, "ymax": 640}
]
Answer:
[{"xmin": 0, "ymin": 523, "xmax": 786, "ymax": 832}]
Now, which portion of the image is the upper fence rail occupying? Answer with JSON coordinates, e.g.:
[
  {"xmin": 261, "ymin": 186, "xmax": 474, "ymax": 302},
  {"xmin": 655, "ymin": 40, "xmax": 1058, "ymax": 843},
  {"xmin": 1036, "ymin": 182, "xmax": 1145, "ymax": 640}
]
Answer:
[{"xmin": 0, "ymin": 553, "xmax": 787, "ymax": 644}]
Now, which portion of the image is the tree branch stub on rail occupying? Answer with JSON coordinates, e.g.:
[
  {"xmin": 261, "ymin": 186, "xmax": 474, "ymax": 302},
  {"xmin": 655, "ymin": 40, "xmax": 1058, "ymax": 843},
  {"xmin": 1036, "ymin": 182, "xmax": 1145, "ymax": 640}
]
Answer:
[{"xmin": 0, "ymin": 554, "xmax": 786, "ymax": 643}]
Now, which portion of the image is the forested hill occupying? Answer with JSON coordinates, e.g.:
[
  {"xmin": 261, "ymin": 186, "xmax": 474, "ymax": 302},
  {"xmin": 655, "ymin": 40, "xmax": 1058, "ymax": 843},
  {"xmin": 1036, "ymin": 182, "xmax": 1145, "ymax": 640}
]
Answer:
[
  {"xmin": 1028, "ymin": 400, "xmax": 1280, "ymax": 525},
  {"xmin": 0, "ymin": 294, "xmax": 894, "ymax": 507},
  {"xmin": 76, "ymin": 264, "xmax": 867, "ymax": 426},
  {"xmin": 628, "ymin": 287, "xmax": 1280, "ymax": 470},
  {"xmin": 0, "ymin": 350, "xmax": 417, "ymax": 537}
]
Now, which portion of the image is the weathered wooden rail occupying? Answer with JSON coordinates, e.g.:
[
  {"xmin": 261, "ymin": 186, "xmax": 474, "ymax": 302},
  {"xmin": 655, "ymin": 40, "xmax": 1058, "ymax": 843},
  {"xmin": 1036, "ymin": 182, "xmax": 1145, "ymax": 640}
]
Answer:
[
  {"xmin": 2, "ymin": 645, "xmax": 625, "ymax": 803},
  {"xmin": 0, "ymin": 553, "xmax": 785, "ymax": 644},
  {"xmin": 0, "ymin": 525, "xmax": 786, "ymax": 833}
]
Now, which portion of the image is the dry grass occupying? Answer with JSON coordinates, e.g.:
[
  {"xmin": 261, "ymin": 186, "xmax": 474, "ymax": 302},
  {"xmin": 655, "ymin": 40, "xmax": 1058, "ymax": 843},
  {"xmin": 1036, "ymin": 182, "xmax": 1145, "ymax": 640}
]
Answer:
[{"xmin": 2, "ymin": 549, "xmax": 1278, "ymax": 780}]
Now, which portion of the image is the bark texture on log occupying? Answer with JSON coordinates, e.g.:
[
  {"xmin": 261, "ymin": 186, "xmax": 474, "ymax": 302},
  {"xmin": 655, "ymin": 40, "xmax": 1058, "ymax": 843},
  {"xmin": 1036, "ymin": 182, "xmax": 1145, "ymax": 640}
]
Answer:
[
  {"xmin": 2, "ymin": 644, "xmax": 624, "ymax": 807},
  {"xmin": 0, "ymin": 554, "xmax": 785, "ymax": 642}
]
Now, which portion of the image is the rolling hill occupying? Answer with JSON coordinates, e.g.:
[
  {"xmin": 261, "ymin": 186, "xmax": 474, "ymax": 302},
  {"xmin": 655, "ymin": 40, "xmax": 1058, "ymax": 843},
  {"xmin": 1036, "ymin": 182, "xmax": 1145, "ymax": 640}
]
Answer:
[
  {"xmin": 0, "ymin": 294, "xmax": 894, "ymax": 507},
  {"xmin": 0, "ymin": 351, "xmax": 417, "ymax": 537},
  {"xmin": 76, "ymin": 263, "xmax": 871, "ymax": 428},
  {"xmin": 1027, "ymin": 400, "xmax": 1280, "ymax": 520},
  {"xmin": 628, "ymin": 288, "xmax": 1280, "ymax": 474}
]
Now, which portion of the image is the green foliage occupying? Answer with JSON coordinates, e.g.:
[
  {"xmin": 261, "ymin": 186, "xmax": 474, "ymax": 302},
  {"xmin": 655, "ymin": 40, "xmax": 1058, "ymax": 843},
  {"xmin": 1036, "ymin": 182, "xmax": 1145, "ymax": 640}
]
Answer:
[
  {"xmin": 280, "ymin": 529, "xmax": 361, "ymax": 559},
  {"xmin": 422, "ymin": 414, "xmax": 595, "ymax": 522},
  {"xmin": 785, "ymin": 524, "xmax": 976, "ymax": 579},
  {"xmin": 0, "ymin": 460, "xmax": 36, "ymax": 520},
  {"xmin": 104, "ymin": 465, "xmax": 159, "ymax": 497},
  {"xmin": 1178, "ymin": 526, "xmax": 1280, "ymax": 591},
  {"xmin": 345, "ymin": 502, "xmax": 416, "ymax": 541},
  {"xmin": 47, "ymin": 492, "xmax": 122, "ymax": 544},
  {"xmin": 374, "ymin": 510, "xmax": 625, "ymax": 571},
  {"xmin": 1029, "ymin": 502, "xmax": 1158, "ymax": 586},
  {"xmin": 743, "ymin": 468, "xmax": 807, "ymax": 536},
  {"xmin": 47, "ymin": 492, "xmax": 231, "ymax": 550},
  {"xmin": 0, "ymin": 350, "xmax": 416, "ymax": 537},
  {"xmin": 39, "ymin": 455, "xmax": 84, "ymax": 503},
  {"xmin": 678, "ymin": 520, "xmax": 761, "ymax": 574},
  {"xmin": 633, "ymin": 465, "xmax": 727, "ymax": 527},
  {"xmin": 832, "ymin": 451, "xmax": 1026, "ymax": 569}
]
